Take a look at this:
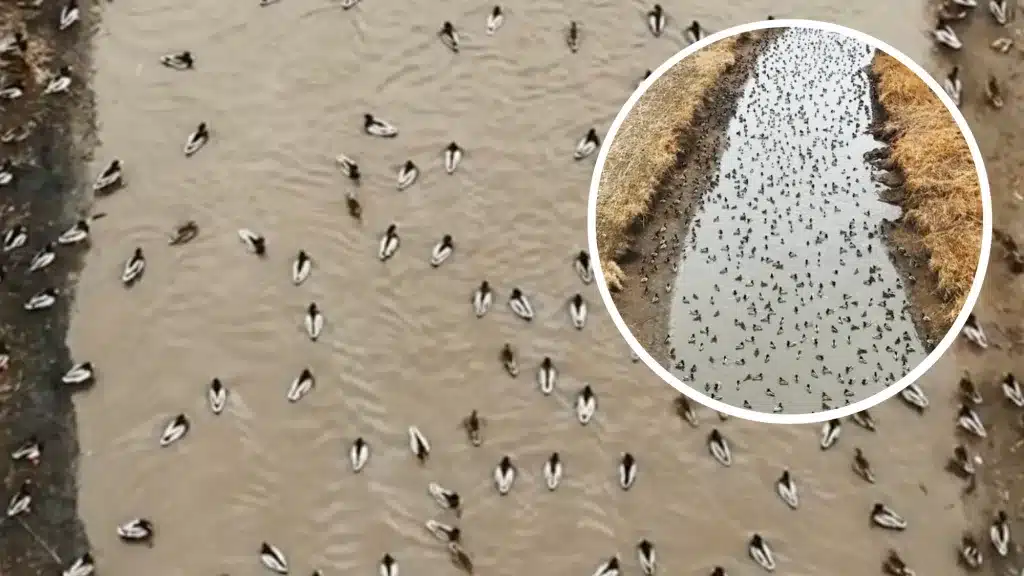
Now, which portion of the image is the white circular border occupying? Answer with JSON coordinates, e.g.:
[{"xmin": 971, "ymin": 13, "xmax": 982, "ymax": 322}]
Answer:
[{"xmin": 587, "ymin": 18, "xmax": 993, "ymax": 425}]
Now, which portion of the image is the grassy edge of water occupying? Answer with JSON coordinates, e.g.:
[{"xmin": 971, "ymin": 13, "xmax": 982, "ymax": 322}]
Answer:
[{"xmin": 0, "ymin": 2, "xmax": 97, "ymax": 575}]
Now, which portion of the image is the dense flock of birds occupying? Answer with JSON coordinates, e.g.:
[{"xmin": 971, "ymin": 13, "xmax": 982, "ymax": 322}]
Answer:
[
  {"xmin": 932, "ymin": 0, "xmax": 1016, "ymax": 109},
  {"xmin": 0, "ymin": 3, "xmax": 1017, "ymax": 576}
]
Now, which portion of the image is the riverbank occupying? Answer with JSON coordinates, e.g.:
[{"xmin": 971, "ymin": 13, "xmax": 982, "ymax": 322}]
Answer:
[
  {"xmin": 0, "ymin": 2, "xmax": 96, "ymax": 575},
  {"xmin": 594, "ymin": 31, "xmax": 773, "ymax": 367},
  {"xmin": 867, "ymin": 51, "xmax": 983, "ymax": 346}
]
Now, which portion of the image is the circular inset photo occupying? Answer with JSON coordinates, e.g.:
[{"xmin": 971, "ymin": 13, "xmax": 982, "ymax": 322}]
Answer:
[{"xmin": 588, "ymin": 19, "xmax": 991, "ymax": 424}]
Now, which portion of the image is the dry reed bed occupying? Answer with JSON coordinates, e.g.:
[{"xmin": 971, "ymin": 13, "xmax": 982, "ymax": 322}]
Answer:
[
  {"xmin": 595, "ymin": 36, "xmax": 741, "ymax": 289},
  {"xmin": 872, "ymin": 52, "xmax": 983, "ymax": 320}
]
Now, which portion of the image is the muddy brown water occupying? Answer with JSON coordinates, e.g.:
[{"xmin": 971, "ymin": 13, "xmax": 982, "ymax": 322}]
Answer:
[{"xmin": 65, "ymin": 2, "xmax": 1008, "ymax": 576}]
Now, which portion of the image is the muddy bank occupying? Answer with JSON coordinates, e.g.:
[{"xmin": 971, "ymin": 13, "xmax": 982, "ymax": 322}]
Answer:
[
  {"xmin": 0, "ymin": 2, "xmax": 96, "ymax": 575},
  {"xmin": 601, "ymin": 32, "xmax": 776, "ymax": 367}
]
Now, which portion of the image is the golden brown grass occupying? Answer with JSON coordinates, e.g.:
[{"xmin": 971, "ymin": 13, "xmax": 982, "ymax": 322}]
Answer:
[
  {"xmin": 872, "ymin": 52, "xmax": 982, "ymax": 320},
  {"xmin": 595, "ymin": 36, "xmax": 741, "ymax": 290}
]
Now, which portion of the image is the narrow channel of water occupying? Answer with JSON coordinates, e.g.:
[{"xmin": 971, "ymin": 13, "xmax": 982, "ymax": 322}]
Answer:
[{"xmin": 669, "ymin": 28, "xmax": 925, "ymax": 415}]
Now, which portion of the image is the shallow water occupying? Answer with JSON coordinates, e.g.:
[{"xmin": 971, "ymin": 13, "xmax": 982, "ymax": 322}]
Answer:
[
  {"xmin": 668, "ymin": 29, "xmax": 926, "ymax": 415},
  {"xmin": 64, "ymin": 2, "xmax": 982, "ymax": 576}
]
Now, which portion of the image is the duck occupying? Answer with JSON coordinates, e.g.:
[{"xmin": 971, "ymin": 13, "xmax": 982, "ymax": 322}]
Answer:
[
  {"xmin": 574, "ymin": 250, "xmax": 593, "ymax": 284},
  {"xmin": 568, "ymin": 294, "xmax": 587, "ymax": 329},
  {"xmin": 959, "ymin": 534, "xmax": 983, "ymax": 568},
  {"xmin": 0, "ymin": 32, "xmax": 27, "ymax": 56},
  {"xmin": 932, "ymin": 17, "xmax": 963, "ymax": 50},
  {"xmin": 160, "ymin": 51, "xmax": 194, "ymax": 70},
  {"xmin": 439, "ymin": 21, "xmax": 460, "ymax": 52},
  {"xmin": 493, "ymin": 456, "xmax": 517, "ymax": 495},
  {"xmin": 428, "ymin": 482, "xmax": 462, "ymax": 515},
  {"xmin": 340, "ymin": 0, "xmax": 362, "ymax": 7},
  {"xmin": 544, "ymin": 452, "xmax": 563, "ymax": 490},
  {"xmin": 566, "ymin": 21, "xmax": 580, "ymax": 53},
  {"xmin": 425, "ymin": 519, "xmax": 461, "ymax": 543},
  {"xmin": 397, "ymin": 160, "xmax": 419, "ymax": 191},
  {"xmin": 592, "ymin": 556, "xmax": 620, "ymax": 576},
  {"xmin": 24, "ymin": 288, "xmax": 58, "ymax": 311},
  {"xmin": 685, "ymin": 20, "xmax": 705, "ymax": 44},
  {"xmin": 335, "ymin": 154, "xmax": 359, "ymax": 182},
  {"xmin": 647, "ymin": 4, "xmax": 666, "ymax": 37},
  {"xmin": 637, "ymin": 540, "xmax": 656, "ymax": 576},
  {"xmin": 1, "ymin": 121, "xmax": 35, "ymax": 144},
  {"xmin": 710, "ymin": 568, "xmax": 728, "ymax": 576},
  {"xmin": 900, "ymin": 383, "xmax": 929, "ymax": 411},
  {"xmin": 989, "ymin": 510, "xmax": 1011, "ymax": 556},
  {"xmin": 576, "ymin": 385, "xmax": 597, "ymax": 424},
  {"xmin": 748, "ymin": 534, "xmax": 775, "ymax": 572},
  {"xmin": 121, "ymin": 247, "xmax": 146, "ymax": 286},
  {"xmin": 378, "ymin": 224, "xmax": 400, "ymax": 261},
  {"xmin": 93, "ymin": 159, "xmax": 123, "ymax": 192},
  {"xmin": 473, "ymin": 280, "xmax": 493, "ymax": 318},
  {"xmin": 448, "ymin": 542, "xmax": 473, "ymax": 574},
  {"xmin": 61, "ymin": 361, "xmax": 95, "ymax": 386},
  {"xmin": 486, "ymin": 6, "xmax": 504, "ymax": 34},
  {"xmin": 379, "ymin": 554, "xmax": 398, "ymax": 576},
  {"xmin": 2, "ymin": 224, "xmax": 27, "ymax": 252},
  {"xmin": 957, "ymin": 404, "xmax": 987, "ymax": 438},
  {"xmin": 62, "ymin": 553, "xmax": 95, "ymax": 576},
  {"xmin": 183, "ymin": 122, "xmax": 209, "ymax": 157},
  {"xmin": 0, "ymin": 82, "xmax": 24, "ymax": 100},
  {"xmin": 618, "ymin": 452, "xmax": 638, "ymax": 490},
  {"xmin": 819, "ymin": 418, "xmax": 841, "ymax": 450},
  {"xmin": 58, "ymin": 0, "xmax": 79, "ymax": 31},
  {"xmin": 409, "ymin": 426, "xmax": 431, "ymax": 463},
  {"xmin": 364, "ymin": 114, "xmax": 398, "ymax": 138},
  {"xmin": 159, "ymin": 414, "xmax": 190, "ymax": 447},
  {"xmin": 959, "ymin": 373, "xmax": 983, "ymax": 404},
  {"xmin": 850, "ymin": 409, "xmax": 876, "ymax": 432},
  {"xmin": 0, "ymin": 342, "xmax": 7, "ymax": 372},
  {"xmin": 508, "ymin": 288, "xmax": 534, "ymax": 321},
  {"xmin": 1002, "ymin": 373, "xmax": 1024, "ymax": 407},
  {"xmin": 6, "ymin": 479, "xmax": 31, "ymax": 517},
  {"xmin": 349, "ymin": 437, "xmax": 370, "ymax": 472},
  {"xmin": 708, "ymin": 428, "xmax": 732, "ymax": 466},
  {"xmin": 537, "ymin": 357, "xmax": 557, "ymax": 395},
  {"xmin": 501, "ymin": 343, "xmax": 519, "ymax": 377},
  {"xmin": 208, "ymin": 378, "xmax": 227, "ymax": 415},
  {"xmin": 43, "ymin": 66, "xmax": 72, "ymax": 95},
  {"xmin": 853, "ymin": 448, "xmax": 876, "ymax": 483},
  {"xmin": 444, "ymin": 141, "xmax": 463, "ymax": 174},
  {"xmin": 952, "ymin": 0, "xmax": 978, "ymax": 6},
  {"xmin": 574, "ymin": 128, "xmax": 600, "ymax": 160},
  {"xmin": 346, "ymin": 193, "xmax": 362, "ymax": 220},
  {"xmin": 776, "ymin": 470, "xmax": 798, "ymax": 509},
  {"xmin": 985, "ymin": 76, "xmax": 1004, "ymax": 109},
  {"xmin": 962, "ymin": 314, "xmax": 988, "ymax": 348},
  {"xmin": 461, "ymin": 409, "xmax": 484, "ymax": 446},
  {"xmin": 943, "ymin": 66, "xmax": 962, "ymax": 107},
  {"xmin": 883, "ymin": 550, "xmax": 915, "ymax": 576},
  {"xmin": 291, "ymin": 250, "xmax": 312, "ymax": 285},
  {"xmin": 871, "ymin": 503, "xmax": 908, "ymax": 530},
  {"xmin": 11, "ymin": 436, "xmax": 42, "ymax": 465},
  {"xmin": 0, "ymin": 160, "xmax": 14, "ymax": 186},
  {"xmin": 116, "ymin": 518, "xmax": 154, "ymax": 545},
  {"xmin": 990, "ymin": 0, "xmax": 1012, "ymax": 24},
  {"xmin": 430, "ymin": 235, "xmax": 455, "ymax": 267},
  {"xmin": 260, "ymin": 542, "xmax": 289, "ymax": 575},
  {"xmin": 304, "ymin": 303, "xmax": 323, "ymax": 341},
  {"xmin": 950, "ymin": 444, "xmax": 978, "ymax": 476},
  {"xmin": 287, "ymin": 368, "xmax": 315, "ymax": 403},
  {"xmin": 58, "ymin": 215, "xmax": 105, "ymax": 246},
  {"xmin": 674, "ymin": 394, "xmax": 699, "ymax": 427},
  {"xmin": 168, "ymin": 221, "xmax": 199, "ymax": 246}
]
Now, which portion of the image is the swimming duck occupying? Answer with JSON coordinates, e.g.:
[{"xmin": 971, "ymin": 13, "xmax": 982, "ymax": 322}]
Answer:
[
  {"xmin": 93, "ymin": 159, "xmax": 123, "ymax": 192},
  {"xmin": 932, "ymin": 18, "xmax": 963, "ymax": 50},
  {"xmin": 493, "ymin": 456, "xmax": 517, "ymax": 495},
  {"xmin": 27, "ymin": 243, "xmax": 56, "ymax": 273},
  {"xmin": 425, "ymin": 519, "xmax": 461, "ymax": 543},
  {"xmin": 448, "ymin": 542, "xmax": 473, "ymax": 574},
  {"xmin": 568, "ymin": 294, "xmax": 587, "ymax": 329},
  {"xmin": 183, "ymin": 122, "xmax": 209, "ymax": 157},
  {"xmin": 346, "ymin": 193, "xmax": 362, "ymax": 220},
  {"xmin": 349, "ymin": 437, "xmax": 370, "ymax": 472},
  {"xmin": 364, "ymin": 114, "xmax": 398, "ymax": 138},
  {"xmin": 439, "ymin": 21, "xmax": 460, "ymax": 52},
  {"xmin": 537, "ymin": 357, "xmax": 557, "ymax": 395},
  {"xmin": 473, "ymin": 280, "xmax": 493, "ymax": 318},
  {"xmin": 291, "ymin": 250, "xmax": 312, "ymax": 285},
  {"xmin": 461, "ymin": 409, "xmax": 484, "ymax": 446},
  {"xmin": 121, "ymin": 247, "xmax": 146, "ymax": 286},
  {"xmin": 943, "ymin": 66, "xmax": 962, "ymax": 107},
  {"xmin": 0, "ymin": 160, "xmax": 14, "ymax": 186},
  {"xmin": 674, "ymin": 394, "xmax": 699, "ymax": 427},
  {"xmin": 990, "ymin": 0, "xmax": 1012, "ymax": 24},
  {"xmin": 957, "ymin": 404, "xmax": 987, "ymax": 438},
  {"xmin": 428, "ymin": 482, "xmax": 461, "ymax": 515},
  {"xmin": 883, "ymin": 550, "xmax": 915, "ymax": 576},
  {"xmin": 11, "ymin": 436, "xmax": 42, "ymax": 466},
  {"xmin": 748, "ymin": 534, "xmax": 775, "ymax": 572},
  {"xmin": 708, "ymin": 428, "xmax": 732, "ymax": 467},
  {"xmin": 871, "ymin": 503, "xmax": 907, "ymax": 530},
  {"xmin": 61, "ymin": 361, "xmax": 95, "ymax": 386},
  {"xmin": 43, "ymin": 66, "xmax": 72, "ymax": 95},
  {"xmin": 647, "ymin": 4, "xmax": 666, "ymax": 37},
  {"xmin": 501, "ymin": 343, "xmax": 519, "ymax": 377},
  {"xmin": 989, "ymin": 510, "xmax": 1011, "ymax": 556},
  {"xmin": 208, "ymin": 378, "xmax": 227, "ymax": 415},
  {"xmin": 566, "ymin": 21, "xmax": 580, "ymax": 53},
  {"xmin": 637, "ymin": 540, "xmax": 656, "ymax": 576},
  {"xmin": 304, "ymin": 303, "xmax": 323, "ymax": 341},
  {"xmin": 900, "ymin": 383, "xmax": 929, "ymax": 411},
  {"xmin": 58, "ymin": 0, "xmax": 79, "ymax": 30},
  {"xmin": 430, "ymin": 235, "xmax": 455, "ymax": 267},
  {"xmin": 850, "ymin": 409, "xmax": 876, "ymax": 432},
  {"xmin": 339, "ymin": 0, "xmax": 361, "ymax": 8},
  {"xmin": 397, "ymin": 160, "xmax": 419, "ymax": 190},
  {"xmin": 24, "ymin": 288, "xmax": 58, "ymax": 311},
  {"xmin": 0, "ymin": 82, "xmax": 24, "ymax": 100},
  {"xmin": 160, "ymin": 51, "xmax": 194, "ymax": 70},
  {"xmin": 985, "ymin": 76, "xmax": 1004, "ymax": 109},
  {"xmin": 486, "ymin": 6, "xmax": 504, "ymax": 34},
  {"xmin": 287, "ymin": 368, "xmax": 315, "ymax": 403},
  {"xmin": 1002, "ymin": 372, "xmax": 1024, "ymax": 407},
  {"xmin": 167, "ymin": 220, "xmax": 199, "ymax": 246},
  {"xmin": 776, "ymin": 470, "xmax": 798, "ymax": 509},
  {"xmin": 58, "ymin": 215, "xmax": 105, "ymax": 246},
  {"xmin": 574, "ymin": 128, "xmax": 600, "ymax": 160},
  {"xmin": 3, "ymin": 224, "xmax": 27, "ymax": 252},
  {"xmin": 685, "ymin": 20, "xmax": 705, "ymax": 44},
  {"xmin": 544, "ymin": 452, "xmax": 563, "ymax": 490},
  {"xmin": 378, "ymin": 224, "xmax": 400, "ymax": 261},
  {"xmin": 2, "ymin": 121, "xmax": 36, "ymax": 144},
  {"xmin": 335, "ymin": 154, "xmax": 359, "ymax": 182},
  {"xmin": 592, "ymin": 556, "xmax": 620, "ymax": 576},
  {"xmin": 618, "ymin": 452, "xmax": 638, "ymax": 490},
  {"xmin": 574, "ymin": 250, "xmax": 593, "ymax": 284},
  {"xmin": 379, "ymin": 554, "xmax": 398, "ymax": 576},
  {"xmin": 844, "ymin": 446, "xmax": 874, "ymax": 483},
  {"xmin": 260, "ymin": 542, "xmax": 289, "ymax": 575},
  {"xmin": 508, "ymin": 288, "xmax": 534, "ymax": 321},
  {"xmin": 819, "ymin": 418, "xmax": 841, "ymax": 450},
  {"xmin": 116, "ymin": 518, "xmax": 154, "ymax": 545},
  {"xmin": 444, "ymin": 141, "xmax": 463, "ymax": 174},
  {"xmin": 6, "ymin": 479, "xmax": 31, "ymax": 517},
  {"xmin": 0, "ymin": 342, "xmax": 7, "ymax": 372},
  {"xmin": 0, "ymin": 32, "xmax": 27, "ymax": 56},
  {"xmin": 952, "ymin": 0, "xmax": 978, "ymax": 6},
  {"xmin": 62, "ymin": 554, "xmax": 94, "ymax": 576},
  {"xmin": 950, "ymin": 444, "xmax": 978, "ymax": 476},
  {"xmin": 710, "ymin": 568, "xmax": 728, "ymax": 576},
  {"xmin": 576, "ymin": 385, "xmax": 597, "ymax": 424},
  {"xmin": 959, "ymin": 534, "xmax": 983, "ymax": 568},
  {"xmin": 959, "ymin": 373, "xmax": 983, "ymax": 404},
  {"xmin": 159, "ymin": 414, "xmax": 190, "ymax": 447},
  {"xmin": 409, "ymin": 426, "xmax": 431, "ymax": 463}
]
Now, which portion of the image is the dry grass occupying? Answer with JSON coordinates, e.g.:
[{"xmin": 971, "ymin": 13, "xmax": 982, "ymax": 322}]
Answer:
[
  {"xmin": 595, "ymin": 36, "xmax": 741, "ymax": 289},
  {"xmin": 872, "ymin": 52, "xmax": 983, "ymax": 320}
]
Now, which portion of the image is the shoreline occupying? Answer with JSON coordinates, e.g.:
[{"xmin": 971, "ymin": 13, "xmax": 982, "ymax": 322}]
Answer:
[{"xmin": 0, "ymin": 1, "xmax": 96, "ymax": 575}]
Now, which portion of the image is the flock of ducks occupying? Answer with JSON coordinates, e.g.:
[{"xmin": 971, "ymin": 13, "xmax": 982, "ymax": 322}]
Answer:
[{"xmin": 932, "ymin": 0, "xmax": 1016, "ymax": 110}]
